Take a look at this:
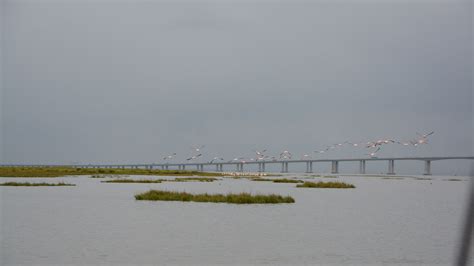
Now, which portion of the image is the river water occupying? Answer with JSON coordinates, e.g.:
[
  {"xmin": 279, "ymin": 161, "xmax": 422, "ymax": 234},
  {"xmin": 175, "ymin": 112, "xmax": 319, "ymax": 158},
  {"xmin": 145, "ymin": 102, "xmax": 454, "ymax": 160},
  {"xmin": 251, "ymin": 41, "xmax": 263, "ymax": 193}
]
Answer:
[{"xmin": 0, "ymin": 174, "xmax": 471, "ymax": 265}]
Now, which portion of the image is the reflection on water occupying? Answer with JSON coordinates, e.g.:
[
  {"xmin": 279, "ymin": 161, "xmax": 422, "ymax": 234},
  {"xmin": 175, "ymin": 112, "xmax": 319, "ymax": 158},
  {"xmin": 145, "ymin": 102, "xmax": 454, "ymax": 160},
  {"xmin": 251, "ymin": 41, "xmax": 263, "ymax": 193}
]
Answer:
[{"xmin": 0, "ymin": 174, "xmax": 470, "ymax": 265}]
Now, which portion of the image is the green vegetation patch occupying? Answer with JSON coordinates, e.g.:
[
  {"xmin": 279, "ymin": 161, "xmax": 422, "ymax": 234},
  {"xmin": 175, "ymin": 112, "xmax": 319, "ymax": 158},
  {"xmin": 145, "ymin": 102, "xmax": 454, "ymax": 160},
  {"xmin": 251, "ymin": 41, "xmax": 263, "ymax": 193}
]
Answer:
[
  {"xmin": 101, "ymin": 179, "xmax": 163, "ymax": 183},
  {"xmin": 0, "ymin": 182, "xmax": 75, "ymax": 186},
  {"xmin": 309, "ymin": 175, "xmax": 338, "ymax": 178},
  {"xmin": 250, "ymin": 178, "xmax": 274, "ymax": 182},
  {"xmin": 135, "ymin": 190, "xmax": 295, "ymax": 204},
  {"xmin": 226, "ymin": 175, "xmax": 262, "ymax": 179},
  {"xmin": 90, "ymin": 174, "xmax": 130, "ymax": 179},
  {"xmin": 250, "ymin": 178, "xmax": 304, "ymax": 183},
  {"xmin": 0, "ymin": 167, "xmax": 221, "ymax": 178},
  {"xmin": 272, "ymin": 178, "xmax": 304, "ymax": 183},
  {"xmin": 296, "ymin": 181, "xmax": 355, "ymax": 189},
  {"xmin": 173, "ymin": 177, "xmax": 218, "ymax": 182},
  {"xmin": 414, "ymin": 177, "xmax": 432, "ymax": 181}
]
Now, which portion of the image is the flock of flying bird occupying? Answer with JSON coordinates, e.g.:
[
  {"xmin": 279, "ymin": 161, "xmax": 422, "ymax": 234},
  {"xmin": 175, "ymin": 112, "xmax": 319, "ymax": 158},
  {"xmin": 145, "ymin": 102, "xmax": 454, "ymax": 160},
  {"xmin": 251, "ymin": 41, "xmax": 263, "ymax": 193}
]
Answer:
[{"xmin": 161, "ymin": 131, "xmax": 435, "ymax": 164}]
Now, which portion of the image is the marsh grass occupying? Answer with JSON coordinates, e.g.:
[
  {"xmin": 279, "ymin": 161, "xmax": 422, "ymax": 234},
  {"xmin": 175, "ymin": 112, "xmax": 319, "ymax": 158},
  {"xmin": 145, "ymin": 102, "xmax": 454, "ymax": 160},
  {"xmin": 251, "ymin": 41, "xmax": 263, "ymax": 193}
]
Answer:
[
  {"xmin": 90, "ymin": 175, "xmax": 107, "ymax": 178},
  {"xmin": 309, "ymin": 175, "xmax": 338, "ymax": 178},
  {"xmin": 101, "ymin": 177, "xmax": 219, "ymax": 183},
  {"xmin": 90, "ymin": 174, "xmax": 129, "ymax": 179},
  {"xmin": 0, "ymin": 182, "xmax": 75, "ymax": 186},
  {"xmin": 135, "ymin": 190, "xmax": 295, "ymax": 204},
  {"xmin": 272, "ymin": 178, "xmax": 304, "ymax": 183},
  {"xmin": 414, "ymin": 177, "xmax": 432, "ymax": 181},
  {"xmin": 173, "ymin": 177, "xmax": 218, "ymax": 182},
  {"xmin": 250, "ymin": 178, "xmax": 274, "ymax": 182},
  {"xmin": 0, "ymin": 167, "xmax": 221, "ymax": 178},
  {"xmin": 251, "ymin": 178, "xmax": 304, "ymax": 183},
  {"xmin": 443, "ymin": 178, "xmax": 463, "ymax": 181},
  {"xmin": 101, "ymin": 179, "xmax": 163, "ymax": 183},
  {"xmin": 296, "ymin": 181, "xmax": 355, "ymax": 189},
  {"xmin": 226, "ymin": 175, "xmax": 263, "ymax": 180}
]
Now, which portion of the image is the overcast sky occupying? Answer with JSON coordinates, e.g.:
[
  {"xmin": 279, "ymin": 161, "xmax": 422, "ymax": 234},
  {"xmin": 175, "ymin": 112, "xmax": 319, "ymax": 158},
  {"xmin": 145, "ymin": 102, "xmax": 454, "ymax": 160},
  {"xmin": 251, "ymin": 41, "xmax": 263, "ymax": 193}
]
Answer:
[{"xmin": 1, "ymin": 0, "xmax": 472, "ymax": 174}]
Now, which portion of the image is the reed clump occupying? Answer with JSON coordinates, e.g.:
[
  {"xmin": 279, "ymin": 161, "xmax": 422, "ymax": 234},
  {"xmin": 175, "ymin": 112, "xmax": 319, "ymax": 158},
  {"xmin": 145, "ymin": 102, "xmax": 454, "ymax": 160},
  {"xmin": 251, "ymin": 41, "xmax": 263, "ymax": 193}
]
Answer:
[
  {"xmin": 0, "ymin": 182, "xmax": 75, "ymax": 186},
  {"xmin": 414, "ymin": 177, "xmax": 432, "ymax": 181},
  {"xmin": 173, "ymin": 177, "xmax": 218, "ymax": 182},
  {"xmin": 0, "ymin": 167, "xmax": 221, "ymax": 178},
  {"xmin": 251, "ymin": 178, "xmax": 274, "ymax": 182},
  {"xmin": 296, "ymin": 181, "xmax": 355, "ymax": 189},
  {"xmin": 90, "ymin": 174, "xmax": 129, "ymax": 178},
  {"xmin": 135, "ymin": 190, "xmax": 295, "ymax": 204},
  {"xmin": 272, "ymin": 178, "xmax": 304, "ymax": 183},
  {"xmin": 443, "ymin": 178, "xmax": 463, "ymax": 181},
  {"xmin": 310, "ymin": 175, "xmax": 337, "ymax": 178},
  {"xmin": 101, "ymin": 179, "xmax": 163, "ymax": 183}
]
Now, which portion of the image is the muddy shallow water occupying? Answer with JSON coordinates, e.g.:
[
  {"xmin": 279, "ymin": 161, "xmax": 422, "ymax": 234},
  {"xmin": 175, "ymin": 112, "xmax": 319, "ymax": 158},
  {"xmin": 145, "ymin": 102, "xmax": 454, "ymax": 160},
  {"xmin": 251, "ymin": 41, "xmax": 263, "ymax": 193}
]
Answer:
[{"xmin": 0, "ymin": 174, "xmax": 471, "ymax": 265}]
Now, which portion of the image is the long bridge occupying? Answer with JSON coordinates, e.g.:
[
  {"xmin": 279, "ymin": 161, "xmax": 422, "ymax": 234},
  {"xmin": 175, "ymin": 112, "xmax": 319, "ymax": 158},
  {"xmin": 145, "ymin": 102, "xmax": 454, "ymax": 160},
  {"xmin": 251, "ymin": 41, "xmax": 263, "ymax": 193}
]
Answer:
[{"xmin": 2, "ymin": 156, "xmax": 474, "ymax": 176}]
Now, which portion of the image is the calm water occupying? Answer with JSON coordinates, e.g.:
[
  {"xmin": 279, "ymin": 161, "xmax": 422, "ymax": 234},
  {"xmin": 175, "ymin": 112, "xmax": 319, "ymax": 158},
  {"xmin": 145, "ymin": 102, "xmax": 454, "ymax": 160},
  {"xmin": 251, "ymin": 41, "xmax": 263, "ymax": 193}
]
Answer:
[{"xmin": 0, "ymin": 174, "xmax": 471, "ymax": 266}]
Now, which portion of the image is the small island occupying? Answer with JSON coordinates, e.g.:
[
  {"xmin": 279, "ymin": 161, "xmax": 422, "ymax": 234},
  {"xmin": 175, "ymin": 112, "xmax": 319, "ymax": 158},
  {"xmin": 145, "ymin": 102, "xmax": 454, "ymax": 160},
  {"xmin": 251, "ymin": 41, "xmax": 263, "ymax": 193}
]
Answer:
[
  {"xmin": 173, "ymin": 177, "xmax": 218, "ymax": 182},
  {"xmin": 0, "ymin": 182, "xmax": 76, "ymax": 186},
  {"xmin": 101, "ymin": 179, "xmax": 163, "ymax": 183},
  {"xmin": 251, "ymin": 178, "xmax": 304, "ymax": 183},
  {"xmin": 296, "ymin": 181, "xmax": 355, "ymax": 189},
  {"xmin": 0, "ymin": 166, "xmax": 221, "ymax": 178},
  {"xmin": 135, "ymin": 190, "xmax": 295, "ymax": 204}
]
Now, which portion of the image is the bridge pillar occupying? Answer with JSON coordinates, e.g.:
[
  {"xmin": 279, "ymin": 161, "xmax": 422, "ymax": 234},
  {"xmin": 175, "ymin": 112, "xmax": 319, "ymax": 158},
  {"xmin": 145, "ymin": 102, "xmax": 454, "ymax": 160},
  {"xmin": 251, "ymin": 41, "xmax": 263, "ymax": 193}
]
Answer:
[
  {"xmin": 161, "ymin": 165, "xmax": 165, "ymax": 170},
  {"xmin": 216, "ymin": 164, "xmax": 220, "ymax": 172},
  {"xmin": 240, "ymin": 163, "xmax": 244, "ymax": 172},
  {"xmin": 182, "ymin": 165, "xmax": 186, "ymax": 170},
  {"xmin": 165, "ymin": 165, "xmax": 168, "ymax": 170},
  {"xmin": 387, "ymin": 160, "xmax": 395, "ymax": 175},
  {"xmin": 262, "ymin": 163, "xmax": 265, "ymax": 172},
  {"xmin": 219, "ymin": 164, "xmax": 223, "ymax": 172},
  {"xmin": 359, "ymin": 160, "xmax": 366, "ymax": 174},
  {"xmin": 424, "ymin": 160, "xmax": 432, "ymax": 175},
  {"xmin": 281, "ymin": 162, "xmax": 288, "ymax": 173},
  {"xmin": 200, "ymin": 165, "xmax": 204, "ymax": 172},
  {"xmin": 306, "ymin": 162, "xmax": 313, "ymax": 173},
  {"xmin": 331, "ymin": 161, "xmax": 339, "ymax": 174}
]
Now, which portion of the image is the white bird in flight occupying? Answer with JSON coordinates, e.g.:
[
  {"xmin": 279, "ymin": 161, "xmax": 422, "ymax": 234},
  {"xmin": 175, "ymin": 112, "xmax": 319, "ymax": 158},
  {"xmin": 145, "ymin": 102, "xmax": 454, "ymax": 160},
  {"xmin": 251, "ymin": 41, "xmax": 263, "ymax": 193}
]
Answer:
[
  {"xmin": 209, "ymin": 157, "xmax": 224, "ymax": 163},
  {"xmin": 280, "ymin": 150, "xmax": 292, "ymax": 160},
  {"xmin": 254, "ymin": 149, "xmax": 268, "ymax": 160},
  {"xmin": 186, "ymin": 154, "xmax": 202, "ymax": 161},
  {"xmin": 191, "ymin": 145, "xmax": 205, "ymax": 152},
  {"xmin": 163, "ymin": 153, "xmax": 177, "ymax": 160},
  {"xmin": 301, "ymin": 154, "xmax": 311, "ymax": 160},
  {"xmin": 367, "ymin": 147, "xmax": 381, "ymax": 158},
  {"xmin": 414, "ymin": 131, "xmax": 434, "ymax": 145}
]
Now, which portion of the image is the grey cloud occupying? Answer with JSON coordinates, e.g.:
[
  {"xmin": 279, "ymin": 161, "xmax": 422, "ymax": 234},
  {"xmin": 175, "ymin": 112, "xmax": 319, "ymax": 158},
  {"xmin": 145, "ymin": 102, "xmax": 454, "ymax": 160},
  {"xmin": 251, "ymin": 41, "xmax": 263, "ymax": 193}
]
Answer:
[{"xmin": 1, "ymin": 0, "xmax": 472, "ymax": 174}]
